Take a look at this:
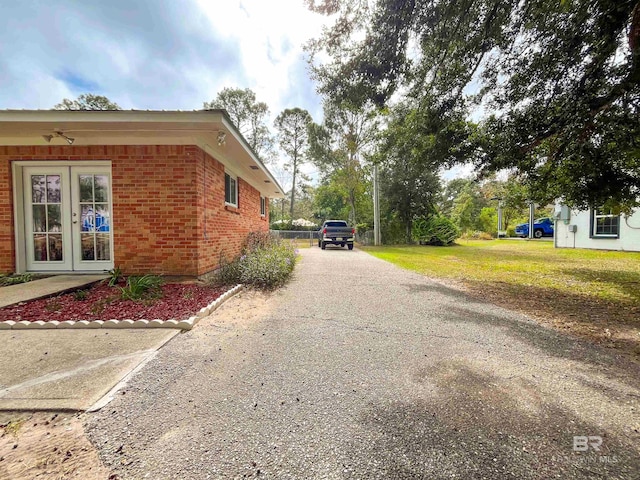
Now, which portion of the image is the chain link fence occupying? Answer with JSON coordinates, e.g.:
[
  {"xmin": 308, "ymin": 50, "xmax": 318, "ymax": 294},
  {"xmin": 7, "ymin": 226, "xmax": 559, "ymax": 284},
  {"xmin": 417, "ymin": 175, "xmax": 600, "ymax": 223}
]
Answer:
[
  {"xmin": 270, "ymin": 230, "xmax": 317, "ymax": 247},
  {"xmin": 271, "ymin": 229, "xmax": 376, "ymax": 247}
]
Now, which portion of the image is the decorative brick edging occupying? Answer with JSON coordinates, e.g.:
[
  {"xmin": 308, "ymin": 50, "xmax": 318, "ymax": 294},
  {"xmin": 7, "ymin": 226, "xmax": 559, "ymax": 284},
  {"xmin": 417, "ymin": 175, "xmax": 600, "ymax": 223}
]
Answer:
[{"xmin": 0, "ymin": 284, "xmax": 244, "ymax": 331}]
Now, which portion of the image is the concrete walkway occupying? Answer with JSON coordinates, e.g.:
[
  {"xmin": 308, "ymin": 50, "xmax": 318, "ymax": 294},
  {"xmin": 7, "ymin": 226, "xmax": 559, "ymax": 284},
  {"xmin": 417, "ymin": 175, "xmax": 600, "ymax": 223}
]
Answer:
[
  {"xmin": 0, "ymin": 274, "xmax": 107, "ymax": 308},
  {"xmin": 86, "ymin": 247, "xmax": 640, "ymax": 479},
  {"xmin": 0, "ymin": 329, "xmax": 177, "ymax": 410}
]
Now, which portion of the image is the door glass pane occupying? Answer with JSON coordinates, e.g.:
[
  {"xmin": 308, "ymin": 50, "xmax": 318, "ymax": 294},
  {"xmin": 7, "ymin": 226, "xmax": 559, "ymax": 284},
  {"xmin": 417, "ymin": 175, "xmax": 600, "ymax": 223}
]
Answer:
[
  {"xmin": 81, "ymin": 205, "xmax": 95, "ymax": 232},
  {"xmin": 48, "ymin": 235, "xmax": 63, "ymax": 261},
  {"xmin": 96, "ymin": 233, "xmax": 111, "ymax": 260},
  {"xmin": 81, "ymin": 233, "xmax": 95, "ymax": 260},
  {"xmin": 79, "ymin": 175, "xmax": 94, "ymax": 202},
  {"xmin": 47, "ymin": 204, "xmax": 62, "ymax": 232},
  {"xmin": 94, "ymin": 175, "xmax": 108, "ymax": 202},
  {"xmin": 46, "ymin": 175, "xmax": 61, "ymax": 203},
  {"xmin": 33, "ymin": 234, "xmax": 47, "ymax": 261},
  {"xmin": 95, "ymin": 204, "xmax": 110, "ymax": 232},
  {"xmin": 32, "ymin": 176, "xmax": 45, "ymax": 203},
  {"xmin": 33, "ymin": 205, "xmax": 46, "ymax": 232}
]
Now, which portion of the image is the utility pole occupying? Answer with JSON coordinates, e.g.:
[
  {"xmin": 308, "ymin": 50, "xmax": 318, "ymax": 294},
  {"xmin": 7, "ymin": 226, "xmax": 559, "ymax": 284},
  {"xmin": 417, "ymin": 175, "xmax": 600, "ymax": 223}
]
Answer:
[
  {"xmin": 491, "ymin": 196, "xmax": 503, "ymax": 238},
  {"xmin": 373, "ymin": 163, "xmax": 381, "ymax": 246},
  {"xmin": 528, "ymin": 201, "xmax": 535, "ymax": 239}
]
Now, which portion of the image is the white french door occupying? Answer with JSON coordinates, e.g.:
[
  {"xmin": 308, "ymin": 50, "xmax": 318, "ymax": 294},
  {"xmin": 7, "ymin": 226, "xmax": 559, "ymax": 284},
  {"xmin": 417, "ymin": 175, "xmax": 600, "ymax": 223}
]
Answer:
[{"xmin": 23, "ymin": 165, "xmax": 114, "ymax": 272}]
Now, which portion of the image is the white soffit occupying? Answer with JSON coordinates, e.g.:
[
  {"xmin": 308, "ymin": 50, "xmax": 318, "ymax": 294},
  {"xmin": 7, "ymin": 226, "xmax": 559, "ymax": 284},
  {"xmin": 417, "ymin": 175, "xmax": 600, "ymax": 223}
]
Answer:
[{"xmin": 0, "ymin": 110, "xmax": 284, "ymax": 198}]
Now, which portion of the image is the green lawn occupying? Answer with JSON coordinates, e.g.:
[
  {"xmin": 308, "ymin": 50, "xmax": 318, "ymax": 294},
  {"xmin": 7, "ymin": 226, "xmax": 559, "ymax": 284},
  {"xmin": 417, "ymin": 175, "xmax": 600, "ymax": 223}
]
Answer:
[{"xmin": 362, "ymin": 240, "xmax": 640, "ymax": 307}]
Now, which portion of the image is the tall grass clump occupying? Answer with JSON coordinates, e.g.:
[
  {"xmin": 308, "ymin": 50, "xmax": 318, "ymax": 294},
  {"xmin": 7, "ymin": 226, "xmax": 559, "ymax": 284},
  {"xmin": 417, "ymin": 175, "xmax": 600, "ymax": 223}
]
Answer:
[{"xmin": 215, "ymin": 232, "xmax": 298, "ymax": 288}]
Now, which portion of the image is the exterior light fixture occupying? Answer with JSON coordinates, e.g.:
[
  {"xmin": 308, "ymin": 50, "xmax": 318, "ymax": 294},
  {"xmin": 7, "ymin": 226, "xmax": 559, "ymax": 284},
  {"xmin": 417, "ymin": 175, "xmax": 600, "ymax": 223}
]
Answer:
[{"xmin": 44, "ymin": 131, "xmax": 75, "ymax": 145}]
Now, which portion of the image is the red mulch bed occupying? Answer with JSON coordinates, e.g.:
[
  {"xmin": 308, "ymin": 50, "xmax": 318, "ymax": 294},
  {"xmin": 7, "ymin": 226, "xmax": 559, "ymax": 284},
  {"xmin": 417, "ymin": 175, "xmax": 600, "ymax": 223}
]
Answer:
[{"xmin": 0, "ymin": 282, "xmax": 227, "ymax": 322}]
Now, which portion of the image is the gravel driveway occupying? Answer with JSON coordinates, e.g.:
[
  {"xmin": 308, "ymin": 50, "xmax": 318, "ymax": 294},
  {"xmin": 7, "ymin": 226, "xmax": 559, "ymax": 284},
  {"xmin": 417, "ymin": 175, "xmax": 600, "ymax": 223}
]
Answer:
[{"xmin": 86, "ymin": 247, "xmax": 640, "ymax": 479}]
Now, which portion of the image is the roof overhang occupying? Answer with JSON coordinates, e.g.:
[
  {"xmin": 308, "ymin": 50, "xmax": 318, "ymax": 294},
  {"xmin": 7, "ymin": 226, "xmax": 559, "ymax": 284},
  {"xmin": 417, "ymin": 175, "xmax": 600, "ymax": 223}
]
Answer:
[{"xmin": 0, "ymin": 110, "xmax": 284, "ymax": 198}]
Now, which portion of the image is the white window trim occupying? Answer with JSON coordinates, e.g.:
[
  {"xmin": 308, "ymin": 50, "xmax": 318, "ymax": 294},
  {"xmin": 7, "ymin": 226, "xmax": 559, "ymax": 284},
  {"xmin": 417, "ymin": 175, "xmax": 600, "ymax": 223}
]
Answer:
[
  {"xmin": 260, "ymin": 196, "xmax": 266, "ymax": 217},
  {"xmin": 592, "ymin": 208, "xmax": 619, "ymax": 238},
  {"xmin": 225, "ymin": 172, "xmax": 238, "ymax": 207}
]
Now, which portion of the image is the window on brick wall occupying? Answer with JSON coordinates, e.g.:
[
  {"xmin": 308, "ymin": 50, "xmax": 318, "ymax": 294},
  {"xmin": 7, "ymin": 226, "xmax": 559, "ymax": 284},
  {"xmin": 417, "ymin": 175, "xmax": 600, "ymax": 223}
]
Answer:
[
  {"xmin": 225, "ymin": 172, "xmax": 238, "ymax": 207},
  {"xmin": 260, "ymin": 196, "xmax": 266, "ymax": 216}
]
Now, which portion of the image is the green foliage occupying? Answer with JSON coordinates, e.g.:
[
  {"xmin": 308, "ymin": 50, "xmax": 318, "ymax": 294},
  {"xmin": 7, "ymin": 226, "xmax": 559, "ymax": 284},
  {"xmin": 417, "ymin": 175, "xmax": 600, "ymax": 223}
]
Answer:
[
  {"xmin": 451, "ymin": 187, "xmax": 478, "ymax": 233},
  {"xmin": 214, "ymin": 233, "xmax": 298, "ymax": 289},
  {"xmin": 0, "ymin": 273, "xmax": 33, "ymax": 286},
  {"xmin": 204, "ymin": 88, "xmax": 274, "ymax": 159},
  {"xmin": 119, "ymin": 275, "xmax": 163, "ymax": 301},
  {"xmin": 72, "ymin": 290, "xmax": 88, "ymax": 301},
  {"xmin": 307, "ymin": 102, "xmax": 378, "ymax": 225},
  {"xmin": 236, "ymin": 243, "xmax": 297, "ymax": 288},
  {"xmin": 307, "ymin": 0, "xmax": 640, "ymax": 210},
  {"xmin": 105, "ymin": 266, "xmax": 124, "ymax": 287},
  {"xmin": 274, "ymin": 108, "xmax": 314, "ymax": 218},
  {"xmin": 477, "ymin": 207, "xmax": 498, "ymax": 237},
  {"xmin": 412, "ymin": 216, "xmax": 460, "ymax": 246},
  {"xmin": 53, "ymin": 94, "xmax": 120, "ymax": 110},
  {"xmin": 376, "ymin": 102, "xmax": 455, "ymax": 242}
]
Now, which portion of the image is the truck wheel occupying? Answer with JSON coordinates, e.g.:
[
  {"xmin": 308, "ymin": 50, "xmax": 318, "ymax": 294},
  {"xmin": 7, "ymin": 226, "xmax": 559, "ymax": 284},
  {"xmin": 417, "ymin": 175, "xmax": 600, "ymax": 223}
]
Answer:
[
  {"xmin": 534, "ymin": 229, "xmax": 543, "ymax": 238},
  {"xmin": 318, "ymin": 240, "xmax": 321, "ymax": 247},
  {"xmin": 341, "ymin": 243, "xmax": 345, "ymax": 247},
  {"xmin": 321, "ymin": 242, "xmax": 326, "ymax": 250},
  {"xmin": 348, "ymin": 244, "xmax": 354, "ymax": 250}
]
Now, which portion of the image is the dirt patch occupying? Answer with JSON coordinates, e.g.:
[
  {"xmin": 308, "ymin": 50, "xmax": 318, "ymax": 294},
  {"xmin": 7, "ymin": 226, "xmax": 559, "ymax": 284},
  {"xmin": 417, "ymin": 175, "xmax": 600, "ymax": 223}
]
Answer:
[
  {"xmin": 0, "ymin": 412, "xmax": 115, "ymax": 480},
  {"xmin": 0, "ymin": 289, "xmax": 274, "ymax": 480}
]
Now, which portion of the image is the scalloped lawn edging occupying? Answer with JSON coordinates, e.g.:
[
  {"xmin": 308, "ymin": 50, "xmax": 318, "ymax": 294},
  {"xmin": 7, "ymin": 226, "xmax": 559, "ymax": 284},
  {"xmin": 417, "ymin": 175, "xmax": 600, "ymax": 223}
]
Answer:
[{"xmin": 0, "ymin": 284, "xmax": 244, "ymax": 331}]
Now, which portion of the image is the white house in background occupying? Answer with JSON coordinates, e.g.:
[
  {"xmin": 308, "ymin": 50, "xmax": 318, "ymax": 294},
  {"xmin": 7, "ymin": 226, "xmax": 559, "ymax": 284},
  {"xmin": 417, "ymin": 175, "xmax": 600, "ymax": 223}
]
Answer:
[{"xmin": 554, "ymin": 205, "xmax": 640, "ymax": 252}]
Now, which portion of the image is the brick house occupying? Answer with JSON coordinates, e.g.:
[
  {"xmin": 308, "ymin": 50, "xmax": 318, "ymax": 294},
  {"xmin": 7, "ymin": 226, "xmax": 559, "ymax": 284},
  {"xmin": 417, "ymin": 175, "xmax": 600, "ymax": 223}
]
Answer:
[{"xmin": 0, "ymin": 110, "xmax": 283, "ymax": 276}]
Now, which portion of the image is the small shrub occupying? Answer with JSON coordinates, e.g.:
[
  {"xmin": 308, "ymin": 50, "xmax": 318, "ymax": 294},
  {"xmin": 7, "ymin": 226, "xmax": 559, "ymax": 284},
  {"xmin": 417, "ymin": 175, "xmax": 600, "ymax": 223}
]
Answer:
[
  {"xmin": 215, "ymin": 253, "xmax": 242, "ymax": 286},
  {"xmin": 213, "ymin": 233, "xmax": 297, "ymax": 288},
  {"xmin": 413, "ymin": 216, "xmax": 460, "ymax": 246},
  {"xmin": 119, "ymin": 275, "xmax": 163, "ymax": 301},
  {"xmin": 0, "ymin": 273, "xmax": 33, "ymax": 287},
  {"xmin": 90, "ymin": 296, "xmax": 116, "ymax": 314},
  {"xmin": 244, "ymin": 231, "xmax": 275, "ymax": 252},
  {"xmin": 106, "ymin": 266, "xmax": 124, "ymax": 287},
  {"xmin": 73, "ymin": 290, "xmax": 88, "ymax": 301},
  {"xmin": 45, "ymin": 298, "xmax": 62, "ymax": 312},
  {"xmin": 460, "ymin": 231, "xmax": 494, "ymax": 240},
  {"xmin": 237, "ymin": 243, "xmax": 297, "ymax": 288}
]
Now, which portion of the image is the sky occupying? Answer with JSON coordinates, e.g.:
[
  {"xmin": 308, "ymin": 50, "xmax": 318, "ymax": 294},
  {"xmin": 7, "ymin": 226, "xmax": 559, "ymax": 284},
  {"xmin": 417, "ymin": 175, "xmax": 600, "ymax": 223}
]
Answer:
[
  {"xmin": 0, "ymin": 0, "xmax": 469, "ymax": 184},
  {"xmin": 0, "ymin": 0, "xmax": 327, "ymax": 120}
]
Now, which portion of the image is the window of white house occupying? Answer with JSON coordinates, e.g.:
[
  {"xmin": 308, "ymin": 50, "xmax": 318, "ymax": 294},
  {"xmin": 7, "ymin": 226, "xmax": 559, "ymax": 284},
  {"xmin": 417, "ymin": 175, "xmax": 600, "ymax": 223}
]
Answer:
[
  {"xmin": 260, "ymin": 196, "xmax": 266, "ymax": 216},
  {"xmin": 592, "ymin": 208, "xmax": 620, "ymax": 238},
  {"xmin": 225, "ymin": 172, "xmax": 238, "ymax": 206}
]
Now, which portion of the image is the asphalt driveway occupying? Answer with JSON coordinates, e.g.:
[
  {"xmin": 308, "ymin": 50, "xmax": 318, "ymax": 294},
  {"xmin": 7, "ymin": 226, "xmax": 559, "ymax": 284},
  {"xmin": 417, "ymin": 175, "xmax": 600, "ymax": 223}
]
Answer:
[{"xmin": 86, "ymin": 247, "xmax": 640, "ymax": 479}]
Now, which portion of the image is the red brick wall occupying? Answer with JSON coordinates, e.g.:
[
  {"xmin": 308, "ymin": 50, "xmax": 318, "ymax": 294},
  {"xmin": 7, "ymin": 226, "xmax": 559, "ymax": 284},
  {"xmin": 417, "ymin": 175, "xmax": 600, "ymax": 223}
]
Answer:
[
  {"xmin": 0, "ymin": 155, "xmax": 13, "ymax": 273},
  {"xmin": 196, "ymin": 149, "xmax": 269, "ymax": 275},
  {"xmin": 0, "ymin": 145, "xmax": 268, "ymax": 276}
]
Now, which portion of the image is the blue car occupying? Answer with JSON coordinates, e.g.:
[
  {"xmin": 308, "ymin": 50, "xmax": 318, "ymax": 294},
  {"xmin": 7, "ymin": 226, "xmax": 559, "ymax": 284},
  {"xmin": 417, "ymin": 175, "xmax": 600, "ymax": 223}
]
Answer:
[{"xmin": 515, "ymin": 217, "xmax": 554, "ymax": 238}]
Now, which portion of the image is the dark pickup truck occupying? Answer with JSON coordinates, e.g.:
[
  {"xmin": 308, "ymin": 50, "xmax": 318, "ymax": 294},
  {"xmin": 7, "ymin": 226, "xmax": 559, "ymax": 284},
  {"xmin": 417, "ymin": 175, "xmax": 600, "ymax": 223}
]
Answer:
[{"xmin": 318, "ymin": 220, "xmax": 355, "ymax": 250}]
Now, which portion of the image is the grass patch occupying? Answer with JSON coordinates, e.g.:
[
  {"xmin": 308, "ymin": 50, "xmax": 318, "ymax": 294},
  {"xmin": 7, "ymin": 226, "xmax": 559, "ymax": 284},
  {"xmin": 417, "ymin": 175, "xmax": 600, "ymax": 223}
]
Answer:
[
  {"xmin": 2, "ymin": 418, "xmax": 25, "ymax": 437},
  {"xmin": 363, "ymin": 240, "xmax": 640, "ymax": 304},
  {"xmin": 362, "ymin": 240, "xmax": 640, "ymax": 356}
]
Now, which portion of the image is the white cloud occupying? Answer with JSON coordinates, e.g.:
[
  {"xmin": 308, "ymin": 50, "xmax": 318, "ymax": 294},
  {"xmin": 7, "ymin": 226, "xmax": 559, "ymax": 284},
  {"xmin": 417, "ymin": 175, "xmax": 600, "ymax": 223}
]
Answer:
[{"xmin": 195, "ymin": 0, "xmax": 327, "ymax": 120}]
